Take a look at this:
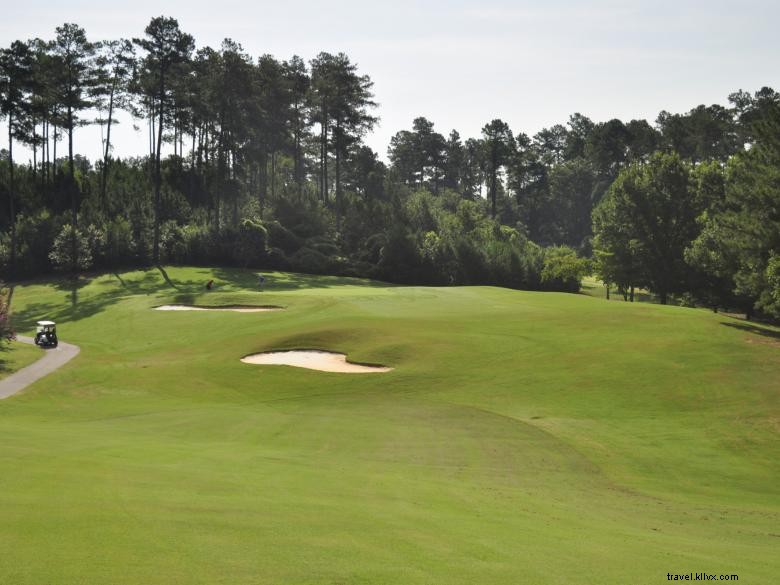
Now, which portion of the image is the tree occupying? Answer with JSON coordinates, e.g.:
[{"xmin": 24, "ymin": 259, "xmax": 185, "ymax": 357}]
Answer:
[
  {"xmin": 656, "ymin": 105, "xmax": 739, "ymax": 162},
  {"xmin": 443, "ymin": 130, "xmax": 464, "ymax": 192},
  {"xmin": 541, "ymin": 246, "xmax": 590, "ymax": 292},
  {"xmin": 592, "ymin": 152, "xmax": 702, "ymax": 304},
  {"xmin": 508, "ymin": 131, "xmax": 548, "ymax": 241},
  {"xmin": 310, "ymin": 52, "xmax": 376, "ymax": 231},
  {"xmin": 92, "ymin": 38, "xmax": 135, "ymax": 208},
  {"xmin": 481, "ymin": 119, "xmax": 514, "ymax": 218},
  {"xmin": 686, "ymin": 104, "xmax": 780, "ymax": 317},
  {"xmin": 546, "ymin": 158, "xmax": 597, "ymax": 249},
  {"xmin": 283, "ymin": 56, "xmax": 310, "ymax": 197},
  {"xmin": 51, "ymin": 23, "xmax": 97, "ymax": 272},
  {"xmin": 387, "ymin": 117, "xmax": 446, "ymax": 193},
  {"xmin": 564, "ymin": 113, "xmax": 594, "ymax": 160},
  {"xmin": 729, "ymin": 86, "xmax": 780, "ymax": 146},
  {"xmin": 254, "ymin": 53, "xmax": 290, "ymax": 213},
  {"xmin": 134, "ymin": 16, "xmax": 194, "ymax": 263},
  {"xmin": 0, "ymin": 40, "xmax": 33, "ymax": 276},
  {"xmin": 585, "ymin": 118, "xmax": 630, "ymax": 179},
  {"xmin": 533, "ymin": 124, "xmax": 568, "ymax": 166}
]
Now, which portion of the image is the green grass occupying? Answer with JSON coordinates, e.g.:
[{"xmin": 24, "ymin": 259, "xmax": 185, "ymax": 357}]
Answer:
[
  {"xmin": 0, "ymin": 339, "xmax": 44, "ymax": 380},
  {"xmin": 581, "ymin": 275, "xmax": 659, "ymax": 303},
  {"xmin": 1, "ymin": 266, "xmax": 778, "ymax": 584}
]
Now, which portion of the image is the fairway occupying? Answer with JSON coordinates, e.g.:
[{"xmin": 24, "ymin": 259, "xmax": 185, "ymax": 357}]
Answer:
[{"xmin": 1, "ymin": 266, "xmax": 778, "ymax": 584}]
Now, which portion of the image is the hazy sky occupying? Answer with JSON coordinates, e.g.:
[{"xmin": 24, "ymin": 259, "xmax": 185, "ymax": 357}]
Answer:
[{"xmin": 2, "ymin": 0, "xmax": 779, "ymax": 163}]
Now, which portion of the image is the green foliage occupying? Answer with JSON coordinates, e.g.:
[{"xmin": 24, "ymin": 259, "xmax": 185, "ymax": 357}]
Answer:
[
  {"xmin": 0, "ymin": 284, "xmax": 11, "ymax": 341},
  {"xmin": 236, "ymin": 219, "xmax": 268, "ymax": 267},
  {"xmin": 541, "ymin": 246, "xmax": 590, "ymax": 292},
  {"xmin": 48, "ymin": 223, "xmax": 93, "ymax": 272},
  {"xmin": 686, "ymin": 104, "xmax": 780, "ymax": 316},
  {"xmin": 592, "ymin": 152, "xmax": 702, "ymax": 304},
  {"xmin": 265, "ymin": 220, "xmax": 302, "ymax": 255},
  {"xmin": 0, "ymin": 19, "xmax": 776, "ymax": 308},
  {"xmin": 12, "ymin": 211, "xmax": 60, "ymax": 276}
]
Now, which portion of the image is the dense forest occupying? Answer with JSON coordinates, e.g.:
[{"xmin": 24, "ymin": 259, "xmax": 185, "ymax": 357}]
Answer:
[{"xmin": 1, "ymin": 17, "xmax": 779, "ymax": 317}]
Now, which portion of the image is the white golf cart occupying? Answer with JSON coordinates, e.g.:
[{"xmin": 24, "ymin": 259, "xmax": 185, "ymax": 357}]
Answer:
[{"xmin": 34, "ymin": 320, "xmax": 58, "ymax": 348}]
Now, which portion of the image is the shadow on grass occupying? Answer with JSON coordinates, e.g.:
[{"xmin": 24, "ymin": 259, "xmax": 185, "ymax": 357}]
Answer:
[
  {"xmin": 9, "ymin": 266, "xmax": 391, "ymax": 332},
  {"xmin": 721, "ymin": 321, "xmax": 780, "ymax": 341},
  {"xmin": 212, "ymin": 267, "xmax": 392, "ymax": 292},
  {"xmin": 156, "ymin": 266, "xmax": 180, "ymax": 291},
  {"xmin": 10, "ymin": 269, "xmax": 201, "ymax": 332},
  {"xmin": 580, "ymin": 284, "xmax": 658, "ymax": 304},
  {"xmin": 0, "ymin": 342, "xmax": 12, "ymax": 374}
]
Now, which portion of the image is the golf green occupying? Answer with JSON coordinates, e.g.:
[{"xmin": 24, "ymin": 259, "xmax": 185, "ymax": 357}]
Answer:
[{"xmin": 1, "ymin": 266, "xmax": 777, "ymax": 584}]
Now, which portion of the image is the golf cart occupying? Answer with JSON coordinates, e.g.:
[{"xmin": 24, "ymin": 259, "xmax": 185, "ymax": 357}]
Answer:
[{"xmin": 35, "ymin": 321, "xmax": 58, "ymax": 348}]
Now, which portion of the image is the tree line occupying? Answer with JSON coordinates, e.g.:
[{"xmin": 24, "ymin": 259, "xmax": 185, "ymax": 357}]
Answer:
[{"xmin": 1, "ymin": 17, "xmax": 778, "ymax": 317}]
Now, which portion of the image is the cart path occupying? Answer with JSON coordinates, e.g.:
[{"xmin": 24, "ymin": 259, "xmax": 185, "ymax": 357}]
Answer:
[{"xmin": 0, "ymin": 336, "xmax": 80, "ymax": 400}]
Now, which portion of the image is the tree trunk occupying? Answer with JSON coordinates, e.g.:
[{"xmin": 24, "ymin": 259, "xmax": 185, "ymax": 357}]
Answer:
[
  {"xmin": 52, "ymin": 123, "xmax": 57, "ymax": 178},
  {"xmin": 490, "ymin": 169, "xmax": 497, "ymax": 219},
  {"xmin": 258, "ymin": 150, "xmax": 268, "ymax": 217},
  {"xmin": 44, "ymin": 118, "xmax": 49, "ymax": 187},
  {"xmin": 320, "ymin": 117, "xmax": 327, "ymax": 202},
  {"xmin": 271, "ymin": 151, "xmax": 276, "ymax": 201},
  {"xmin": 629, "ymin": 286, "xmax": 634, "ymax": 302},
  {"xmin": 490, "ymin": 147, "xmax": 498, "ymax": 218},
  {"xmin": 153, "ymin": 69, "xmax": 165, "ymax": 265},
  {"xmin": 32, "ymin": 118, "xmax": 37, "ymax": 179},
  {"xmin": 659, "ymin": 291, "xmax": 668, "ymax": 305},
  {"xmin": 100, "ymin": 78, "xmax": 116, "ymax": 210},
  {"xmin": 335, "ymin": 116, "xmax": 342, "ymax": 233},
  {"xmin": 294, "ymin": 103, "xmax": 302, "ymax": 197},
  {"xmin": 8, "ymin": 114, "xmax": 16, "ymax": 277},
  {"xmin": 68, "ymin": 103, "xmax": 78, "ymax": 274},
  {"xmin": 216, "ymin": 113, "xmax": 226, "ymax": 231}
]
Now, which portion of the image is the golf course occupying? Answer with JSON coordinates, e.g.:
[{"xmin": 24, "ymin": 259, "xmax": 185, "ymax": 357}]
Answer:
[{"xmin": 0, "ymin": 266, "xmax": 776, "ymax": 584}]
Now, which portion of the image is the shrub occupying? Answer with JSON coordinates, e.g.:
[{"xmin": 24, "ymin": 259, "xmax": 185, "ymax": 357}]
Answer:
[
  {"xmin": 289, "ymin": 246, "xmax": 332, "ymax": 274},
  {"xmin": 49, "ymin": 224, "xmax": 94, "ymax": 272},
  {"xmin": 266, "ymin": 220, "xmax": 302, "ymax": 254},
  {"xmin": 235, "ymin": 219, "xmax": 268, "ymax": 267},
  {"xmin": 541, "ymin": 246, "xmax": 591, "ymax": 292}
]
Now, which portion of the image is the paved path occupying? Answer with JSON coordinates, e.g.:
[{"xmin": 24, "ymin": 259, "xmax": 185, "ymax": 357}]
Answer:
[{"xmin": 0, "ymin": 336, "xmax": 80, "ymax": 400}]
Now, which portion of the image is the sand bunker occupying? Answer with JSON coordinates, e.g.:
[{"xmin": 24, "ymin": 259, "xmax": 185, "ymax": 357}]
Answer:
[
  {"xmin": 241, "ymin": 350, "xmax": 392, "ymax": 373},
  {"xmin": 155, "ymin": 305, "xmax": 282, "ymax": 313}
]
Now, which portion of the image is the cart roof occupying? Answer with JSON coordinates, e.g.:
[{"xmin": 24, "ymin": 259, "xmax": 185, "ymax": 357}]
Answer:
[{"xmin": 36, "ymin": 320, "xmax": 56, "ymax": 326}]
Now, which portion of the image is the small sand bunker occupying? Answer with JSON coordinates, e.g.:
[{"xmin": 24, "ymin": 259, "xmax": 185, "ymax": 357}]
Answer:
[
  {"xmin": 241, "ymin": 350, "xmax": 392, "ymax": 373},
  {"xmin": 155, "ymin": 305, "xmax": 282, "ymax": 313}
]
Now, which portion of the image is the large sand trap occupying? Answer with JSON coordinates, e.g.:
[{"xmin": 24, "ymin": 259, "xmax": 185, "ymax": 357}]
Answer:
[
  {"xmin": 241, "ymin": 350, "xmax": 392, "ymax": 373},
  {"xmin": 155, "ymin": 305, "xmax": 282, "ymax": 313}
]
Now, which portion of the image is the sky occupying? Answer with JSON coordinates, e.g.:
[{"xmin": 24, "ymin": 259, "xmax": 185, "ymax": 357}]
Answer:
[{"xmin": 2, "ymin": 0, "xmax": 779, "ymax": 164}]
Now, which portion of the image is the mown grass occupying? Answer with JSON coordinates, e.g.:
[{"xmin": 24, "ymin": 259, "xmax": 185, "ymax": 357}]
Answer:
[
  {"xmin": 0, "ymin": 266, "xmax": 777, "ymax": 584},
  {"xmin": 0, "ymin": 339, "xmax": 43, "ymax": 380}
]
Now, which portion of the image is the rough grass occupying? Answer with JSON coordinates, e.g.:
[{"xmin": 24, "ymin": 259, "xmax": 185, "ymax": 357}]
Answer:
[{"xmin": 0, "ymin": 266, "xmax": 777, "ymax": 584}]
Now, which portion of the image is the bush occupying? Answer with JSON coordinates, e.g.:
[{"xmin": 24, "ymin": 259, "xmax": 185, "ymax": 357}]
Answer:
[
  {"xmin": 235, "ymin": 219, "xmax": 268, "ymax": 267},
  {"xmin": 0, "ymin": 285, "xmax": 13, "ymax": 341},
  {"xmin": 541, "ymin": 246, "xmax": 591, "ymax": 292},
  {"xmin": 104, "ymin": 218, "xmax": 137, "ymax": 267},
  {"xmin": 160, "ymin": 221, "xmax": 187, "ymax": 264},
  {"xmin": 266, "ymin": 220, "xmax": 302, "ymax": 254},
  {"xmin": 13, "ymin": 211, "xmax": 60, "ymax": 276},
  {"xmin": 49, "ymin": 224, "xmax": 94, "ymax": 272},
  {"xmin": 376, "ymin": 227, "xmax": 424, "ymax": 283},
  {"xmin": 289, "ymin": 246, "xmax": 332, "ymax": 274}
]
